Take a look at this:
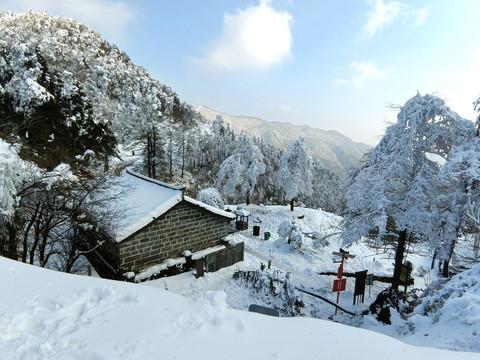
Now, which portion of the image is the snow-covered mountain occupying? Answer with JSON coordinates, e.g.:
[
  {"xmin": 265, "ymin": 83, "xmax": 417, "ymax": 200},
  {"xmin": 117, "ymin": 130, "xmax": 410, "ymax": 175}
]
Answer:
[
  {"xmin": 197, "ymin": 105, "xmax": 371, "ymax": 176},
  {"xmin": 0, "ymin": 11, "xmax": 200, "ymax": 170}
]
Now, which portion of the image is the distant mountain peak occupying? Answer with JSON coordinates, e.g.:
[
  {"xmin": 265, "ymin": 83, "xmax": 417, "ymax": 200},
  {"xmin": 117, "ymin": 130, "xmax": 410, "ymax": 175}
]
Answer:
[{"xmin": 196, "ymin": 106, "xmax": 370, "ymax": 176}]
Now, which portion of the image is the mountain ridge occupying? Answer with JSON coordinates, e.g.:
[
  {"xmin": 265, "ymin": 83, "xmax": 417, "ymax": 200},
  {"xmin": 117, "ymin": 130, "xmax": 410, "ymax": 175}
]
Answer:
[{"xmin": 197, "ymin": 105, "xmax": 370, "ymax": 176}]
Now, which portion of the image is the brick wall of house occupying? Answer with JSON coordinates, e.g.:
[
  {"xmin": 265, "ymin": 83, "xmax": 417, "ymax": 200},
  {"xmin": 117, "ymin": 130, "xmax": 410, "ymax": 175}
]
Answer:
[{"xmin": 118, "ymin": 201, "xmax": 231, "ymax": 272}]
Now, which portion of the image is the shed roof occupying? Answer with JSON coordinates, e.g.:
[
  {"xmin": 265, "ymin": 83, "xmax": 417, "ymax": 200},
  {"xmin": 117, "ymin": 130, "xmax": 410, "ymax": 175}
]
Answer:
[
  {"xmin": 115, "ymin": 169, "xmax": 183, "ymax": 242},
  {"xmin": 115, "ymin": 169, "xmax": 234, "ymax": 243}
]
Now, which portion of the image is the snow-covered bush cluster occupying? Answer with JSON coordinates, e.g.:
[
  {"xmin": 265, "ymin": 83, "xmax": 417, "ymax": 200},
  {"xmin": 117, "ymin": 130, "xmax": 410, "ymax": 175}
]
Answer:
[
  {"xmin": 278, "ymin": 219, "xmax": 304, "ymax": 249},
  {"xmin": 414, "ymin": 263, "xmax": 480, "ymax": 323},
  {"xmin": 233, "ymin": 267, "xmax": 304, "ymax": 317}
]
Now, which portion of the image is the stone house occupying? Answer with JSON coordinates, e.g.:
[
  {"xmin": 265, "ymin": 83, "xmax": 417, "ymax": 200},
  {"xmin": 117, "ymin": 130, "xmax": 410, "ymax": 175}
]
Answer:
[{"xmin": 90, "ymin": 168, "xmax": 235, "ymax": 276}]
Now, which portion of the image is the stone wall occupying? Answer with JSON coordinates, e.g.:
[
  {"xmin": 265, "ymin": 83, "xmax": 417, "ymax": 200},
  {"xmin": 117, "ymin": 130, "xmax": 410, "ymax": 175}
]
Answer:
[{"xmin": 118, "ymin": 201, "xmax": 230, "ymax": 272}]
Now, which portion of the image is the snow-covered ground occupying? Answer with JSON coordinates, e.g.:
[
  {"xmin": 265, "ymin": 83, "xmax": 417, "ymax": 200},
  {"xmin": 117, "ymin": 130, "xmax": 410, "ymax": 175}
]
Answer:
[
  {"xmin": 1, "ymin": 205, "xmax": 479, "ymax": 359},
  {"xmin": 0, "ymin": 256, "xmax": 478, "ymax": 359},
  {"xmin": 148, "ymin": 205, "xmax": 480, "ymax": 353},
  {"xmin": 150, "ymin": 205, "xmax": 423, "ymax": 311}
]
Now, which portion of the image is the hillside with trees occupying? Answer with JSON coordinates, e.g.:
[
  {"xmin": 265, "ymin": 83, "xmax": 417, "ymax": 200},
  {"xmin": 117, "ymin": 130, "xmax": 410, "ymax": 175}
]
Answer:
[{"xmin": 0, "ymin": 11, "xmax": 345, "ymax": 273}]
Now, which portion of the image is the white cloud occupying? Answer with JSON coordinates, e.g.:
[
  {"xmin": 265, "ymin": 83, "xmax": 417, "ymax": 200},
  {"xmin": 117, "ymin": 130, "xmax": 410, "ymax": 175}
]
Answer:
[
  {"xmin": 336, "ymin": 61, "xmax": 388, "ymax": 86},
  {"xmin": 361, "ymin": 0, "xmax": 429, "ymax": 40},
  {"xmin": 0, "ymin": 0, "xmax": 139, "ymax": 47},
  {"xmin": 192, "ymin": 0, "xmax": 293, "ymax": 71},
  {"xmin": 362, "ymin": 0, "xmax": 401, "ymax": 39}
]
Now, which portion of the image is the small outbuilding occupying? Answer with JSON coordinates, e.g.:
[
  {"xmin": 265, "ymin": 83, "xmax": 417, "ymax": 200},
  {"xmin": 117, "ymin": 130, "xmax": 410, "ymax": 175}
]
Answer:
[
  {"xmin": 87, "ymin": 168, "xmax": 236, "ymax": 276},
  {"xmin": 235, "ymin": 208, "xmax": 251, "ymax": 230}
]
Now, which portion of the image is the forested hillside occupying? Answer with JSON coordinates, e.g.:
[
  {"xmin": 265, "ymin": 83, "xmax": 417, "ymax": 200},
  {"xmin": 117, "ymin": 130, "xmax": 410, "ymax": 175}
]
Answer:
[{"xmin": 0, "ymin": 11, "xmax": 199, "ymax": 169}]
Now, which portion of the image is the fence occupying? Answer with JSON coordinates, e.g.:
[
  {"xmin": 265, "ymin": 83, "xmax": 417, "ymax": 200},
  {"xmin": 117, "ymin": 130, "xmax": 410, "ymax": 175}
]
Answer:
[{"xmin": 204, "ymin": 242, "xmax": 244, "ymax": 273}]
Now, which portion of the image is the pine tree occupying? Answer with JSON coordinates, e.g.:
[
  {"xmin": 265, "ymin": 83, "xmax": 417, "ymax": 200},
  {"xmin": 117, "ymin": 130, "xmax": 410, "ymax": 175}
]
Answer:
[
  {"xmin": 343, "ymin": 93, "xmax": 474, "ymax": 282},
  {"xmin": 216, "ymin": 133, "xmax": 266, "ymax": 204},
  {"xmin": 276, "ymin": 137, "xmax": 313, "ymax": 211}
]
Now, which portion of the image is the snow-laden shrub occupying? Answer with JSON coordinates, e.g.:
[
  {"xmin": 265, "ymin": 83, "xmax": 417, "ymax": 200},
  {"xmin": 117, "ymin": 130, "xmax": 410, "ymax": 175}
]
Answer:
[
  {"xmin": 276, "ymin": 273, "xmax": 304, "ymax": 317},
  {"xmin": 232, "ymin": 267, "xmax": 304, "ymax": 317},
  {"xmin": 310, "ymin": 230, "xmax": 329, "ymax": 247},
  {"xmin": 414, "ymin": 263, "xmax": 480, "ymax": 322},
  {"xmin": 196, "ymin": 187, "xmax": 224, "ymax": 209},
  {"xmin": 367, "ymin": 287, "xmax": 418, "ymax": 325},
  {"xmin": 278, "ymin": 219, "xmax": 303, "ymax": 249}
]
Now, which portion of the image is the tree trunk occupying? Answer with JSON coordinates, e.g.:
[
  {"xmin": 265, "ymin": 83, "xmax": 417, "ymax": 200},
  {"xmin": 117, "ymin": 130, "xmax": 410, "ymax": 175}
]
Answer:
[
  {"xmin": 181, "ymin": 139, "xmax": 185, "ymax": 178},
  {"xmin": 392, "ymin": 229, "xmax": 407, "ymax": 291},
  {"xmin": 441, "ymin": 239, "xmax": 456, "ymax": 277},
  {"xmin": 441, "ymin": 260, "xmax": 449, "ymax": 277},
  {"xmin": 151, "ymin": 131, "xmax": 157, "ymax": 179},
  {"xmin": 290, "ymin": 198, "xmax": 294, "ymax": 212},
  {"xmin": 146, "ymin": 133, "xmax": 152, "ymax": 178},
  {"xmin": 5, "ymin": 222, "xmax": 18, "ymax": 260},
  {"xmin": 439, "ymin": 213, "xmax": 460, "ymax": 278},
  {"xmin": 430, "ymin": 248, "xmax": 437, "ymax": 270},
  {"xmin": 169, "ymin": 148, "xmax": 173, "ymax": 179},
  {"xmin": 30, "ymin": 228, "xmax": 40, "ymax": 265}
]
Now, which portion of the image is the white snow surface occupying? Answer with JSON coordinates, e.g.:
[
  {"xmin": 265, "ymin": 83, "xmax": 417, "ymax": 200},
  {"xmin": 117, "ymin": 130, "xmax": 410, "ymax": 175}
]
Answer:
[
  {"xmin": 184, "ymin": 196, "xmax": 235, "ymax": 219},
  {"xmin": 114, "ymin": 169, "xmax": 184, "ymax": 242},
  {"xmin": 1, "ymin": 255, "xmax": 479, "ymax": 360},
  {"xmin": 150, "ymin": 204, "xmax": 480, "ymax": 354}
]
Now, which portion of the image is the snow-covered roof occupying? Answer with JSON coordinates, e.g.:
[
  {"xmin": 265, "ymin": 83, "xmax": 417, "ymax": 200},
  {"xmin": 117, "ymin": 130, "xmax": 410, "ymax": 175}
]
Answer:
[
  {"xmin": 235, "ymin": 208, "xmax": 251, "ymax": 217},
  {"xmin": 115, "ymin": 169, "xmax": 234, "ymax": 242},
  {"xmin": 115, "ymin": 169, "xmax": 184, "ymax": 242},
  {"xmin": 184, "ymin": 196, "xmax": 235, "ymax": 220}
]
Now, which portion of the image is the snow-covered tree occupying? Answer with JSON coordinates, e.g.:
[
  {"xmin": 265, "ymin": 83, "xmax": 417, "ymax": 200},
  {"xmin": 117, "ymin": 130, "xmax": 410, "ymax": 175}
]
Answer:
[
  {"xmin": 311, "ymin": 162, "xmax": 345, "ymax": 213},
  {"xmin": 0, "ymin": 140, "xmax": 32, "ymax": 259},
  {"xmin": 433, "ymin": 138, "xmax": 480, "ymax": 275},
  {"xmin": 343, "ymin": 93, "xmax": 475, "ymax": 282},
  {"xmin": 278, "ymin": 219, "xmax": 303, "ymax": 249},
  {"xmin": 216, "ymin": 133, "xmax": 266, "ymax": 204},
  {"xmin": 0, "ymin": 151, "xmax": 126, "ymax": 274},
  {"xmin": 276, "ymin": 137, "xmax": 313, "ymax": 211},
  {"xmin": 0, "ymin": 140, "xmax": 24, "ymax": 217},
  {"xmin": 196, "ymin": 188, "xmax": 225, "ymax": 209}
]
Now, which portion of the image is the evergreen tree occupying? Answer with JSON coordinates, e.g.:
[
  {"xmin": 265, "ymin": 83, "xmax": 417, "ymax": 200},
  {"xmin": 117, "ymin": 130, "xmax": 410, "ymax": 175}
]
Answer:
[
  {"xmin": 343, "ymin": 93, "xmax": 474, "ymax": 282},
  {"xmin": 216, "ymin": 133, "xmax": 266, "ymax": 204},
  {"xmin": 276, "ymin": 137, "xmax": 313, "ymax": 211}
]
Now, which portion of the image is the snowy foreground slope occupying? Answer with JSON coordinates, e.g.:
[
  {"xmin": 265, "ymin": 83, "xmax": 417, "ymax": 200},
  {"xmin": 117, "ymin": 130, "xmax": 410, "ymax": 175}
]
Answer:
[{"xmin": 0, "ymin": 254, "xmax": 479, "ymax": 358}]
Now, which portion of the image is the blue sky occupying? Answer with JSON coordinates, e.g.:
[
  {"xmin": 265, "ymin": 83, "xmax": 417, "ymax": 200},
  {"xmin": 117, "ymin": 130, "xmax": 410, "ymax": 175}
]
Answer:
[{"xmin": 1, "ymin": 0, "xmax": 480, "ymax": 145}]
